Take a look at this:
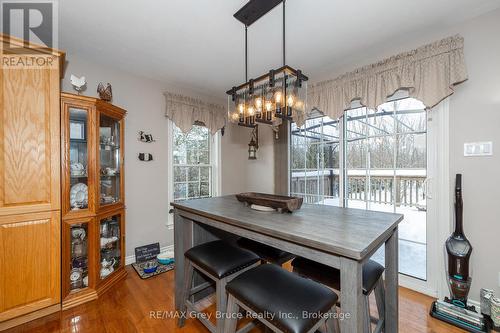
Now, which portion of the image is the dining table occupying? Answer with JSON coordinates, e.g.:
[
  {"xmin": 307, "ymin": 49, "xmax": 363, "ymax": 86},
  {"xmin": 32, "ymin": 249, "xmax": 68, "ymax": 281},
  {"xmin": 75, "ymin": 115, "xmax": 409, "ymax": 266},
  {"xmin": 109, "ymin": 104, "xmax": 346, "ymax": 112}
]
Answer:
[{"xmin": 171, "ymin": 195, "xmax": 403, "ymax": 333}]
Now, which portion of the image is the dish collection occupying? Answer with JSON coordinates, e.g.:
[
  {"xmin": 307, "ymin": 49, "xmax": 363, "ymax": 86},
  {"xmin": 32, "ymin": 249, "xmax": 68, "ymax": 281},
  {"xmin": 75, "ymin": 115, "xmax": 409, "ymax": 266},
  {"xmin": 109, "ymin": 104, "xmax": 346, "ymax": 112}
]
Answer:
[
  {"xmin": 100, "ymin": 217, "xmax": 121, "ymax": 279},
  {"xmin": 70, "ymin": 225, "xmax": 89, "ymax": 291},
  {"xmin": 70, "ymin": 183, "xmax": 88, "ymax": 209}
]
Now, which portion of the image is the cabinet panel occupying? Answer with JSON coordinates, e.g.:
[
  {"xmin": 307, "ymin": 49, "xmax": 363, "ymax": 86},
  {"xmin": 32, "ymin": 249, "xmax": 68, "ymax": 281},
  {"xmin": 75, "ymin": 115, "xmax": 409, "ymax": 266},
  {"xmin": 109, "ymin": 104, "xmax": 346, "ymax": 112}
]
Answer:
[
  {"xmin": 98, "ymin": 112, "xmax": 124, "ymax": 210},
  {"xmin": 0, "ymin": 211, "xmax": 60, "ymax": 320},
  {"xmin": 62, "ymin": 217, "xmax": 98, "ymax": 309},
  {"xmin": 98, "ymin": 211, "xmax": 124, "ymax": 281},
  {"xmin": 0, "ymin": 65, "xmax": 60, "ymax": 215},
  {"xmin": 61, "ymin": 97, "xmax": 97, "ymax": 219}
]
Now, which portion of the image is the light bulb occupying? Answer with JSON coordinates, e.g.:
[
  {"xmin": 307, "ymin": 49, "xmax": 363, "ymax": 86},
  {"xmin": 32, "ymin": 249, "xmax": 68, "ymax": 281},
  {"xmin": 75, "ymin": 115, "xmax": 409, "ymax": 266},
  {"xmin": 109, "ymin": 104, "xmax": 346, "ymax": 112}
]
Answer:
[
  {"xmin": 248, "ymin": 106, "xmax": 255, "ymax": 116},
  {"xmin": 238, "ymin": 103, "xmax": 244, "ymax": 114},
  {"xmin": 231, "ymin": 113, "xmax": 239, "ymax": 121},
  {"xmin": 265, "ymin": 101, "xmax": 273, "ymax": 112},
  {"xmin": 274, "ymin": 91, "xmax": 282, "ymax": 104},
  {"xmin": 255, "ymin": 97, "xmax": 263, "ymax": 109},
  {"xmin": 287, "ymin": 94, "xmax": 295, "ymax": 107}
]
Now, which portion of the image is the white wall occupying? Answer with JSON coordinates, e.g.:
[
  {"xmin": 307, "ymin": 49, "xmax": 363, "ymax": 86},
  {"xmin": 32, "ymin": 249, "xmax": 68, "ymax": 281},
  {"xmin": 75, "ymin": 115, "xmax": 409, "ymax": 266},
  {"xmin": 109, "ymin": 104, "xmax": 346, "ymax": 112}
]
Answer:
[
  {"xmin": 220, "ymin": 123, "xmax": 275, "ymax": 195},
  {"xmin": 62, "ymin": 54, "xmax": 237, "ymax": 257},
  {"xmin": 305, "ymin": 8, "xmax": 500, "ymax": 301},
  {"xmin": 447, "ymin": 9, "xmax": 500, "ymax": 301}
]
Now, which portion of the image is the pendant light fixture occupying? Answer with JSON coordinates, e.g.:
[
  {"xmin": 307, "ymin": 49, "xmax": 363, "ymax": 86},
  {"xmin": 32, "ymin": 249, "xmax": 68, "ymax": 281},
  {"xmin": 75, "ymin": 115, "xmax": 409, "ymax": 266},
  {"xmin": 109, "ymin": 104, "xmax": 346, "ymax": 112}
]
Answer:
[
  {"xmin": 248, "ymin": 126, "xmax": 259, "ymax": 160},
  {"xmin": 226, "ymin": 0, "xmax": 308, "ymax": 130}
]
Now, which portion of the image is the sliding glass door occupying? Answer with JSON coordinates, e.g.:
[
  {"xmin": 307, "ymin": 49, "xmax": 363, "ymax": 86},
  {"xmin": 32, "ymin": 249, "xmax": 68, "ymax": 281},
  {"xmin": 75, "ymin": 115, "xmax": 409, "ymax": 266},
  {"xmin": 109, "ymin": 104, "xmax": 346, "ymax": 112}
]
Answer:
[
  {"xmin": 345, "ymin": 99, "xmax": 427, "ymax": 280},
  {"xmin": 290, "ymin": 116, "xmax": 341, "ymax": 205},
  {"xmin": 290, "ymin": 97, "xmax": 428, "ymax": 280}
]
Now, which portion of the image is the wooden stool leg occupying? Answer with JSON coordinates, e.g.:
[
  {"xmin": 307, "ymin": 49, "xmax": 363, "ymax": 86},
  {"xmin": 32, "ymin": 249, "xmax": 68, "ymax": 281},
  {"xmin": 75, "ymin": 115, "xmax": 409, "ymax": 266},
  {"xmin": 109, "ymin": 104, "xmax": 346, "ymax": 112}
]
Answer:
[
  {"xmin": 325, "ymin": 306, "xmax": 340, "ymax": 333},
  {"xmin": 374, "ymin": 279, "xmax": 385, "ymax": 319},
  {"xmin": 224, "ymin": 294, "xmax": 240, "ymax": 333},
  {"xmin": 216, "ymin": 277, "xmax": 229, "ymax": 333},
  {"xmin": 374, "ymin": 278, "xmax": 385, "ymax": 332},
  {"xmin": 363, "ymin": 294, "xmax": 372, "ymax": 333},
  {"xmin": 178, "ymin": 260, "xmax": 193, "ymax": 328}
]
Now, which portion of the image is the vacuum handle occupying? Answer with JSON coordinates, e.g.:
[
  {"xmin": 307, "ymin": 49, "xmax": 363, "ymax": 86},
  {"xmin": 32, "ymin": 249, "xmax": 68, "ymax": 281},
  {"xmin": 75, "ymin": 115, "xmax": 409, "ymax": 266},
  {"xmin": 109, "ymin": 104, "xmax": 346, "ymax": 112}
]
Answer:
[{"xmin": 455, "ymin": 174, "xmax": 462, "ymax": 192}]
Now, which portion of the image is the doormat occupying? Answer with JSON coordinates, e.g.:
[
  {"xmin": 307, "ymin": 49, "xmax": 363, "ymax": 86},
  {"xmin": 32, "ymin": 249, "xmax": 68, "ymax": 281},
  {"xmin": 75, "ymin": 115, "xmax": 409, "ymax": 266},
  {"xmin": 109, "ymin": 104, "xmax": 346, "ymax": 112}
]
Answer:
[{"xmin": 132, "ymin": 260, "xmax": 174, "ymax": 279}]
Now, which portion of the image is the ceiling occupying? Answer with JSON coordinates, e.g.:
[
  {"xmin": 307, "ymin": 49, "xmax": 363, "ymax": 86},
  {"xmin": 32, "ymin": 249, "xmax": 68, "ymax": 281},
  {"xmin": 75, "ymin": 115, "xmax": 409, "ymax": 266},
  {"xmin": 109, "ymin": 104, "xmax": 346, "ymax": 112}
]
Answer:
[{"xmin": 60, "ymin": 0, "xmax": 500, "ymax": 99}]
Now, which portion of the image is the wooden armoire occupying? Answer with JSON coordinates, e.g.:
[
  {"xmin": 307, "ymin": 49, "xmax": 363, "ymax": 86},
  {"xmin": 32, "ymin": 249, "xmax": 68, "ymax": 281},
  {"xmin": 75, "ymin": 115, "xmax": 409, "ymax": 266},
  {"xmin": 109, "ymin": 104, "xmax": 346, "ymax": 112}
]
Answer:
[{"xmin": 0, "ymin": 34, "xmax": 65, "ymax": 330}]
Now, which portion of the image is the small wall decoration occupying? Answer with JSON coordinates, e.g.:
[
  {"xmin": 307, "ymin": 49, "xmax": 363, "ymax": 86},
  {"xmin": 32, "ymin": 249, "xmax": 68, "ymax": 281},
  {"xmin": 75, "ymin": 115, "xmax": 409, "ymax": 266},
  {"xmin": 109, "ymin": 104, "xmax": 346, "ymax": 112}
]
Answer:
[
  {"xmin": 138, "ymin": 153, "xmax": 153, "ymax": 161},
  {"xmin": 70, "ymin": 74, "xmax": 87, "ymax": 94},
  {"xmin": 97, "ymin": 82, "xmax": 113, "ymax": 101},
  {"xmin": 138, "ymin": 131, "xmax": 155, "ymax": 143}
]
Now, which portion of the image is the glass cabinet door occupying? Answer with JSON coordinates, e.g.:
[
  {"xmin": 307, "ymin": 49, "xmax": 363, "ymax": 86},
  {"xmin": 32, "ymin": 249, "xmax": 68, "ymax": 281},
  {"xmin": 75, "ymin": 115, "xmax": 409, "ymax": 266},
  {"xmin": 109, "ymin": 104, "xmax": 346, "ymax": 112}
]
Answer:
[
  {"xmin": 69, "ymin": 107, "xmax": 90, "ymax": 211},
  {"xmin": 99, "ymin": 214, "xmax": 121, "ymax": 280},
  {"xmin": 69, "ymin": 223, "xmax": 89, "ymax": 291},
  {"xmin": 99, "ymin": 115, "xmax": 121, "ymax": 206}
]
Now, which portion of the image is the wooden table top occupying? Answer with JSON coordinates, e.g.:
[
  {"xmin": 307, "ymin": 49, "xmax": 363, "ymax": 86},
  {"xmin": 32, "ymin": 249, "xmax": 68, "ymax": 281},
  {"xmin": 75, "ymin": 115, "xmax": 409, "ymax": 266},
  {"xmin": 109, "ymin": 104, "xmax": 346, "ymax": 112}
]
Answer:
[{"xmin": 171, "ymin": 195, "xmax": 403, "ymax": 260}]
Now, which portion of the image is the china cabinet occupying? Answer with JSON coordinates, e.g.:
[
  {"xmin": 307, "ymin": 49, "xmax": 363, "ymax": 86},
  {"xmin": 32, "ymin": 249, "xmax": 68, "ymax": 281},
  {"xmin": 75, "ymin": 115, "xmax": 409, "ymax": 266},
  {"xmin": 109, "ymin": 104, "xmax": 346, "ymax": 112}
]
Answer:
[
  {"xmin": 0, "ymin": 35, "xmax": 64, "ymax": 330},
  {"xmin": 60, "ymin": 93, "xmax": 126, "ymax": 309}
]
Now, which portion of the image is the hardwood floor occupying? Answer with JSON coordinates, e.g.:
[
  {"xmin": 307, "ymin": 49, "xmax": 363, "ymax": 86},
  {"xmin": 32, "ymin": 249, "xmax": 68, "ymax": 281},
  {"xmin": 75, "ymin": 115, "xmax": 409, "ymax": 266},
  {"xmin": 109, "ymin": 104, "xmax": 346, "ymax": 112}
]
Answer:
[{"xmin": 4, "ymin": 265, "xmax": 466, "ymax": 333}]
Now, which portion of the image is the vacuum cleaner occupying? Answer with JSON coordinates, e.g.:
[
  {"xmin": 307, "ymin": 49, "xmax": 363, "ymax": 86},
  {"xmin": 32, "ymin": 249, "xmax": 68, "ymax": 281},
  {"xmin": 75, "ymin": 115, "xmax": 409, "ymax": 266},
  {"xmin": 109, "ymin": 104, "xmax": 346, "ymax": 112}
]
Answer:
[{"xmin": 430, "ymin": 174, "xmax": 487, "ymax": 332}]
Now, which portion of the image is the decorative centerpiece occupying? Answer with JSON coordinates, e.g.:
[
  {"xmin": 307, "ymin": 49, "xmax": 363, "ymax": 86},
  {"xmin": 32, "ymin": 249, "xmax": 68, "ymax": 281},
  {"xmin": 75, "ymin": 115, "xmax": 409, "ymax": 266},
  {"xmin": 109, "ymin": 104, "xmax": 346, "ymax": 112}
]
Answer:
[
  {"xmin": 97, "ymin": 82, "xmax": 112, "ymax": 101},
  {"xmin": 235, "ymin": 192, "xmax": 303, "ymax": 213}
]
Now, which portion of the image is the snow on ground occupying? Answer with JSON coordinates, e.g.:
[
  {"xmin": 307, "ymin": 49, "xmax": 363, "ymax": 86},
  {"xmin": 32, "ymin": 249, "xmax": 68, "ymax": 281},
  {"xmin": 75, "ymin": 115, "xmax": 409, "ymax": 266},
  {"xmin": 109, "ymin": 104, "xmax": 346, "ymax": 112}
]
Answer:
[{"xmin": 323, "ymin": 198, "xmax": 427, "ymax": 280}]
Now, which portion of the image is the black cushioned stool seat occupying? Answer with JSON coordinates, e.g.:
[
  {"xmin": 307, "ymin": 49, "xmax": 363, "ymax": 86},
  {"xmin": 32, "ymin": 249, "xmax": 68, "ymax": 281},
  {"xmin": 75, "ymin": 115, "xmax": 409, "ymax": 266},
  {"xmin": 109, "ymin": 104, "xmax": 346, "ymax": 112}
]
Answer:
[
  {"xmin": 291, "ymin": 257, "xmax": 384, "ymax": 295},
  {"xmin": 238, "ymin": 238, "xmax": 295, "ymax": 266},
  {"xmin": 225, "ymin": 264, "xmax": 339, "ymax": 333},
  {"xmin": 291, "ymin": 258, "xmax": 386, "ymax": 333},
  {"xmin": 185, "ymin": 240, "xmax": 260, "ymax": 279},
  {"xmin": 178, "ymin": 241, "xmax": 260, "ymax": 333}
]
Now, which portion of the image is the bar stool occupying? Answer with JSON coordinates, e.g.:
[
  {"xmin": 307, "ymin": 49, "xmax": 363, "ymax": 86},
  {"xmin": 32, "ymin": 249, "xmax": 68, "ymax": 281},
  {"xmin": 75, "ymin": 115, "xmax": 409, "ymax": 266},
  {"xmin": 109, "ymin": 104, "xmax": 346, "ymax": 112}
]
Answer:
[
  {"xmin": 225, "ymin": 264, "xmax": 340, "ymax": 333},
  {"xmin": 178, "ymin": 240, "xmax": 260, "ymax": 333},
  {"xmin": 237, "ymin": 238, "xmax": 295, "ymax": 266},
  {"xmin": 292, "ymin": 257, "xmax": 386, "ymax": 333}
]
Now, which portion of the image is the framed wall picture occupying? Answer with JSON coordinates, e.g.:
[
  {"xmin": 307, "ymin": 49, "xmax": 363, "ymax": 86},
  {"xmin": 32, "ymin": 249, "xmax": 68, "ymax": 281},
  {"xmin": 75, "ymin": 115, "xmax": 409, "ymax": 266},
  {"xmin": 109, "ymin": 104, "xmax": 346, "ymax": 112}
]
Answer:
[{"xmin": 70, "ymin": 120, "xmax": 86, "ymax": 141}]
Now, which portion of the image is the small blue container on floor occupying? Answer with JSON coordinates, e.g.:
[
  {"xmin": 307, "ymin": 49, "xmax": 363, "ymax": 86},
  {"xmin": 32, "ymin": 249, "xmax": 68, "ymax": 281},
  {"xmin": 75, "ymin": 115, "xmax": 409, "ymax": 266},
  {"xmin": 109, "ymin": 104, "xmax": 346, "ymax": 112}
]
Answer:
[
  {"xmin": 143, "ymin": 261, "xmax": 158, "ymax": 274},
  {"xmin": 157, "ymin": 251, "xmax": 175, "ymax": 265}
]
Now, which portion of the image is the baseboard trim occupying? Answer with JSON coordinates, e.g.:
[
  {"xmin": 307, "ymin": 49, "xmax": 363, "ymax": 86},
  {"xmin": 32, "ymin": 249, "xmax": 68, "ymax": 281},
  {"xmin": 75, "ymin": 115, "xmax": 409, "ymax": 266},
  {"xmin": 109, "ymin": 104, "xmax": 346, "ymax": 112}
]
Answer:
[
  {"xmin": 0, "ymin": 304, "xmax": 60, "ymax": 331},
  {"xmin": 125, "ymin": 245, "xmax": 174, "ymax": 265},
  {"xmin": 399, "ymin": 277, "xmax": 438, "ymax": 298}
]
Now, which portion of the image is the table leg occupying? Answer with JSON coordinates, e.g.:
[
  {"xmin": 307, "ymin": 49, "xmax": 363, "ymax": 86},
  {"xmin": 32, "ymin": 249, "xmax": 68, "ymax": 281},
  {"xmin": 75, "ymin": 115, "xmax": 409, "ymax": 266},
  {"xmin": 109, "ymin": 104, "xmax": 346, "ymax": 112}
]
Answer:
[
  {"xmin": 385, "ymin": 227, "xmax": 399, "ymax": 333},
  {"xmin": 340, "ymin": 257, "xmax": 364, "ymax": 332},
  {"xmin": 174, "ymin": 211, "xmax": 193, "ymax": 312}
]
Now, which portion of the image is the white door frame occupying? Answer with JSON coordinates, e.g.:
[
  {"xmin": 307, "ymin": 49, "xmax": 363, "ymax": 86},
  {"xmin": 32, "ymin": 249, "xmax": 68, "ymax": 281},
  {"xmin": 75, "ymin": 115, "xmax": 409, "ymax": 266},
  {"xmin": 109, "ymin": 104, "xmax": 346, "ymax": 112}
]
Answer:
[{"xmin": 399, "ymin": 99, "xmax": 451, "ymax": 297}]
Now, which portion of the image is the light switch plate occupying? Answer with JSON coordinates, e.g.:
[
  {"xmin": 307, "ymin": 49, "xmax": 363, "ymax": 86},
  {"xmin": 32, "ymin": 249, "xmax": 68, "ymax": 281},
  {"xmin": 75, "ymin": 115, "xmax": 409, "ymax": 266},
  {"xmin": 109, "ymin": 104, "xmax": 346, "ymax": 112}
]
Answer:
[{"xmin": 464, "ymin": 142, "xmax": 493, "ymax": 157}]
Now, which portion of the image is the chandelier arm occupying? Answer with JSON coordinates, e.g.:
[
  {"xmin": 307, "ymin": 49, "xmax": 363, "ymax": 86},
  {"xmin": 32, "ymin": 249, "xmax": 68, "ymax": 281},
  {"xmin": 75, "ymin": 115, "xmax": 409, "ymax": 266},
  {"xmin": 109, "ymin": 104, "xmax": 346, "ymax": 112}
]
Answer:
[
  {"xmin": 282, "ymin": 0, "xmax": 286, "ymax": 67},
  {"xmin": 245, "ymin": 24, "xmax": 248, "ymax": 82}
]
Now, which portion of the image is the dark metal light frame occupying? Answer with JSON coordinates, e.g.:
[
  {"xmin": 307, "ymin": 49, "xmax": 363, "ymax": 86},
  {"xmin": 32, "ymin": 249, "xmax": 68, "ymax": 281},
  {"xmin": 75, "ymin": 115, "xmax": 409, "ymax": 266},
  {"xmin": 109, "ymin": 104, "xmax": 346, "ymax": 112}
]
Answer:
[{"xmin": 227, "ymin": 0, "xmax": 308, "ymax": 129}]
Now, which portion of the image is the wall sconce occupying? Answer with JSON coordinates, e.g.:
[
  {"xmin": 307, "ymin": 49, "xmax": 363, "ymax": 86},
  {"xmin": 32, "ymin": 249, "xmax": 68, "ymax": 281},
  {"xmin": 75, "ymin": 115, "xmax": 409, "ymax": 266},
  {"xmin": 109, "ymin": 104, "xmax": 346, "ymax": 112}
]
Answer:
[{"xmin": 248, "ymin": 125, "xmax": 259, "ymax": 160}]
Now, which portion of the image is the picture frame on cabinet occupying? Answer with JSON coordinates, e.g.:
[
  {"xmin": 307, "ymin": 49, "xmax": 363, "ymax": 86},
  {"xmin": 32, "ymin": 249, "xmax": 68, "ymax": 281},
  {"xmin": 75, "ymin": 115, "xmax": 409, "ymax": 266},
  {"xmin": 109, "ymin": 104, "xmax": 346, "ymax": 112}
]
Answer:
[{"xmin": 70, "ymin": 119, "xmax": 86, "ymax": 141}]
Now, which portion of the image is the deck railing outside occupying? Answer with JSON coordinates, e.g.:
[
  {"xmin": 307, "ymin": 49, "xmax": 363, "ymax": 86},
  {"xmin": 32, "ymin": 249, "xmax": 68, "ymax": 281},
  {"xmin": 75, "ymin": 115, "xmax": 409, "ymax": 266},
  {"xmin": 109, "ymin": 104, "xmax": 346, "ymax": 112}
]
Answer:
[{"xmin": 291, "ymin": 171, "xmax": 426, "ymax": 208}]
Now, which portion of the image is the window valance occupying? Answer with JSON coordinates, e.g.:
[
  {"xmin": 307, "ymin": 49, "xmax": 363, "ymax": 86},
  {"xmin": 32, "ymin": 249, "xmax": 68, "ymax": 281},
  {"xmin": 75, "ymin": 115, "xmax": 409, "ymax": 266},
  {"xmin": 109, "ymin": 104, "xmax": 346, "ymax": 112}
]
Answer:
[
  {"xmin": 307, "ymin": 35, "xmax": 468, "ymax": 121},
  {"xmin": 164, "ymin": 92, "xmax": 225, "ymax": 134}
]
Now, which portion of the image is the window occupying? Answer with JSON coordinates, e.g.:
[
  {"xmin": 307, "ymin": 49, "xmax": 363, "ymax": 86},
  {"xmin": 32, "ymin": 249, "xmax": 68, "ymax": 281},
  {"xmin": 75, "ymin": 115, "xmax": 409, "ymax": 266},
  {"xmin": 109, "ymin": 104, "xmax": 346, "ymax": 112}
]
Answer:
[
  {"xmin": 290, "ymin": 116, "xmax": 340, "ymax": 205},
  {"xmin": 290, "ymin": 97, "xmax": 428, "ymax": 281},
  {"xmin": 172, "ymin": 124, "xmax": 213, "ymax": 201}
]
